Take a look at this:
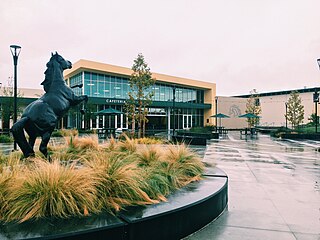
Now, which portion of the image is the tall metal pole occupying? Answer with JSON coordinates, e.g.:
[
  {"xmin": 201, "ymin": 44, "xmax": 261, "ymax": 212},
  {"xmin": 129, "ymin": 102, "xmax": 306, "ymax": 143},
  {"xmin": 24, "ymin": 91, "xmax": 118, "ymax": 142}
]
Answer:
[
  {"xmin": 215, "ymin": 96, "xmax": 218, "ymax": 132},
  {"xmin": 315, "ymin": 59, "xmax": 320, "ymax": 132},
  {"xmin": 313, "ymin": 91, "xmax": 319, "ymax": 133},
  {"xmin": 316, "ymin": 101, "xmax": 318, "ymax": 133},
  {"xmin": 172, "ymin": 85, "xmax": 176, "ymax": 136},
  {"xmin": 10, "ymin": 45, "xmax": 21, "ymax": 151}
]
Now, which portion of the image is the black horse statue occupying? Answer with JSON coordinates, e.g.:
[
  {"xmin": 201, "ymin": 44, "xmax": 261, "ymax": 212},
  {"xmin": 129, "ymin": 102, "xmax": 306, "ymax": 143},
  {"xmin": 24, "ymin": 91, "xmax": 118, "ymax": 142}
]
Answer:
[{"xmin": 11, "ymin": 52, "xmax": 88, "ymax": 159}]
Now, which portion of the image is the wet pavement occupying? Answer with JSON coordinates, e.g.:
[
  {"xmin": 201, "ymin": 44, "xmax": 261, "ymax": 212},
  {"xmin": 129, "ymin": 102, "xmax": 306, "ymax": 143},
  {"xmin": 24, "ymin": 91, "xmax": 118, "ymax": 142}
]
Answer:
[{"xmin": 185, "ymin": 132, "xmax": 320, "ymax": 240}]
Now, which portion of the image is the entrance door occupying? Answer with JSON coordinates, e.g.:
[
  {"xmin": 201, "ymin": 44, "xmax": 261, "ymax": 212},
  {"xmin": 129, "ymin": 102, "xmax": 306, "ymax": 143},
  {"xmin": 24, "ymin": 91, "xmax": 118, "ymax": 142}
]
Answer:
[{"xmin": 183, "ymin": 115, "xmax": 192, "ymax": 129}]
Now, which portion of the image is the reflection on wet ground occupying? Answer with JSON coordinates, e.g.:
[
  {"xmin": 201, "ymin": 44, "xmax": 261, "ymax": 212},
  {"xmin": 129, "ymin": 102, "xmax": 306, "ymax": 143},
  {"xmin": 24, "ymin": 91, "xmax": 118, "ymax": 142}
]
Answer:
[{"xmin": 186, "ymin": 132, "xmax": 320, "ymax": 240}]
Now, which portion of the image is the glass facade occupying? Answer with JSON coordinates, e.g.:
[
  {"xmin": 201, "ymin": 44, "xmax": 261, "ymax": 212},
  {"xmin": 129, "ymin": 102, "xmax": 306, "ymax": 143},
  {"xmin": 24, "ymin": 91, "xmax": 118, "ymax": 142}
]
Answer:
[
  {"xmin": 69, "ymin": 73, "xmax": 82, "ymax": 96},
  {"xmin": 70, "ymin": 71, "xmax": 204, "ymax": 103},
  {"xmin": 68, "ymin": 71, "xmax": 208, "ymax": 130}
]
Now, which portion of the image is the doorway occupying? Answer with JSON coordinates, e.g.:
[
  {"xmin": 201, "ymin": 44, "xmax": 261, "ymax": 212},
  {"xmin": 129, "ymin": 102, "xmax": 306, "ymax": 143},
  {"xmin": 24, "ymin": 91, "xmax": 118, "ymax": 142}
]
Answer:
[{"xmin": 183, "ymin": 114, "xmax": 192, "ymax": 129}]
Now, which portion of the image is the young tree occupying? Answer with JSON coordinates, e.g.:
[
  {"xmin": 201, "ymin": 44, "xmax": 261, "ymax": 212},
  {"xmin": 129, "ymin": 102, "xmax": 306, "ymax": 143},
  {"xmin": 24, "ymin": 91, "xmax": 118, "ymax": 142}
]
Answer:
[
  {"xmin": 285, "ymin": 91, "xmax": 304, "ymax": 129},
  {"xmin": 127, "ymin": 53, "xmax": 156, "ymax": 138},
  {"xmin": 245, "ymin": 89, "xmax": 262, "ymax": 127}
]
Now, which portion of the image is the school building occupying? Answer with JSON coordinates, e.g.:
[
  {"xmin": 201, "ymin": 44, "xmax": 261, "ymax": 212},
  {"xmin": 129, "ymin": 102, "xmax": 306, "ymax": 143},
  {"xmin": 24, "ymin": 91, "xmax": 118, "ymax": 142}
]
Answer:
[{"xmin": 63, "ymin": 59, "xmax": 216, "ymax": 132}]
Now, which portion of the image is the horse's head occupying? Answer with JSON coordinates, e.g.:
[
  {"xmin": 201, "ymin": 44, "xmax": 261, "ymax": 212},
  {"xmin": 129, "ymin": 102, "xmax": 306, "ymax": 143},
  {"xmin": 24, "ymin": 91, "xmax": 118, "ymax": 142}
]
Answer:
[
  {"xmin": 48, "ymin": 52, "xmax": 72, "ymax": 70},
  {"xmin": 41, "ymin": 52, "xmax": 72, "ymax": 91}
]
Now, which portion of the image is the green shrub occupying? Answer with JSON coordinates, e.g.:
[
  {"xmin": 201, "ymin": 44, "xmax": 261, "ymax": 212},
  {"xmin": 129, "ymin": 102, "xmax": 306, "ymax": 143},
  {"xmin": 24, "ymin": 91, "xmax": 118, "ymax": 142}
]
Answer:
[
  {"xmin": 270, "ymin": 127, "xmax": 291, "ymax": 138},
  {"xmin": 0, "ymin": 135, "xmax": 13, "ymax": 143}
]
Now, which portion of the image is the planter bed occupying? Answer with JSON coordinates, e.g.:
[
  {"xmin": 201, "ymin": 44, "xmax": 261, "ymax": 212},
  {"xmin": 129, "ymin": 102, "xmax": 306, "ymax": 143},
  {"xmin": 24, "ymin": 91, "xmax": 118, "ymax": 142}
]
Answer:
[{"xmin": 0, "ymin": 170, "xmax": 228, "ymax": 240}]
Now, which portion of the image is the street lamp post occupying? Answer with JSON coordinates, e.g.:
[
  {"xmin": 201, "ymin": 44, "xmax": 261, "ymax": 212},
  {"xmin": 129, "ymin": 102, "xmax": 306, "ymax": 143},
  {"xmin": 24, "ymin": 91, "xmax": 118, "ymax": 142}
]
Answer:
[
  {"xmin": 172, "ymin": 85, "xmax": 176, "ymax": 136},
  {"xmin": 215, "ymin": 96, "xmax": 218, "ymax": 132},
  {"xmin": 313, "ymin": 90, "xmax": 319, "ymax": 133},
  {"xmin": 10, "ymin": 45, "xmax": 21, "ymax": 151},
  {"xmin": 316, "ymin": 59, "xmax": 320, "ymax": 133}
]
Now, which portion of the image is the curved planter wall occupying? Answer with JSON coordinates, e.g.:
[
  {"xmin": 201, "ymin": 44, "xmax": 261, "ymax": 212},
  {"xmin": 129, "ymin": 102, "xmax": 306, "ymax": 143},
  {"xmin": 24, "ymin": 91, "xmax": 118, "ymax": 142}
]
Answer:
[{"xmin": 0, "ymin": 168, "xmax": 228, "ymax": 240}]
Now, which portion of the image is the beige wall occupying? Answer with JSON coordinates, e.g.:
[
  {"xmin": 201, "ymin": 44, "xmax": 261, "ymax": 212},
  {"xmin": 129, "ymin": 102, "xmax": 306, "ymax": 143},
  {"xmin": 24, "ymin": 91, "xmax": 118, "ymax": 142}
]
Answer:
[
  {"xmin": 216, "ymin": 96, "xmax": 247, "ymax": 128},
  {"xmin": 218, "ymin": 92, "xmax": 316, "ymax": 128},
  {"xmin": 259, "ymin": 92, "xmax": 314, "ymax": 127}
]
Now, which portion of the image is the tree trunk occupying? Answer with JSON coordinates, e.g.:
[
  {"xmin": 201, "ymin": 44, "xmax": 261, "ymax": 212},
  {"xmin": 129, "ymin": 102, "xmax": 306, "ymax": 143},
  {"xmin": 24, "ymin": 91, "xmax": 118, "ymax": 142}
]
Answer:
[
  {"xmin": 131, "ymin": 113, "xmax": 135, "ymax": 138},
  {"xmin": 142, "ymin": 116, "xmax": 146, "ymax": 138},
  {"xmin": 138, "ymin": 104, "xmax": 142, "ymax": 139}
]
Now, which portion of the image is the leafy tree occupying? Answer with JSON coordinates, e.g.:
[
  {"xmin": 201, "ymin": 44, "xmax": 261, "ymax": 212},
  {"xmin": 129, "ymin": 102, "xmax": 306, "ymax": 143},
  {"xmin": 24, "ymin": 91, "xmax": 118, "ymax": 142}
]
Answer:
[
  {"xmin": 285, "ymin": 91, "xmax": 304, "ymax": 129},
  {"xmin": 245, "ymin": 89, "xmax": 262, "ymax": 127},
  {"xmin": 0, "ymin": 82, "xmax": 23, "ymax": 131},
  {"xmin": 127, "ymin": 54, "xmax": 156, "ymax": 138}
]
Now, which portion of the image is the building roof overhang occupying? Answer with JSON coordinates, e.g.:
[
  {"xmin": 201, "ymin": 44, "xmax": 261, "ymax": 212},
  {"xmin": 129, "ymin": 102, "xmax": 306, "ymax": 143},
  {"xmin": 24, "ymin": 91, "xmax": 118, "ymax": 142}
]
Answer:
[{"xmin": 64, "ymin": 59, "xmax": 215, "ymax": 90}]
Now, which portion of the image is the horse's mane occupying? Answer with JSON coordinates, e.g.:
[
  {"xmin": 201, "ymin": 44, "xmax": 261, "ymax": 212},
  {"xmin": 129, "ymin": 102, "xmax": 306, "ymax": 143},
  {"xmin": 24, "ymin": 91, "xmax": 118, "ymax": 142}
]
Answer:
[{"xmin": 41, "ymin": 53, "xmax": 65, "ymax": 91}]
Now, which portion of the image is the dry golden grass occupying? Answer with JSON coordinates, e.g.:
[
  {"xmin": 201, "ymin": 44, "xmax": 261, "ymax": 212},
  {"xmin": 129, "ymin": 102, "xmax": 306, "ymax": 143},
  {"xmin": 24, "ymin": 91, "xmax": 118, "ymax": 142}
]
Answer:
[
  {"xmin": 0, "ymin": 167, "xmax": 16, "ymax": 219},
  {"xmin": 101, "ymin": 136, "xmax": 118, "ymax": 152},
  {"xmin": 59, "ymin": 128, "xmax": 79, "ymax": 137},
  {"xmin": 134, "ymin": 137, "xmax": 165, "ymax": 145},
  {"xmin": 136, "ymin": 145, "xmax": 161, "ymax": 167},
  {"xmin": 161, "ymin": 144, "xmax": 204, "ymax": 188},
  {"xmin": 117, "ymin": 134, "xmax": 137, "ymax": 153},
  {"xmin": 66, "ymin": 135, "xmax": 99, "ymax": 151},
  {"xmin": 86, "ymin": 153, "xmax": 158, "ymax": 212},
  {"xmin": 0, "ymin": 136, "xmax": 204, "ymax": 223},
  {"xmin": 2, "ymin": 158, "xmax": 100, "ymax": 222}
]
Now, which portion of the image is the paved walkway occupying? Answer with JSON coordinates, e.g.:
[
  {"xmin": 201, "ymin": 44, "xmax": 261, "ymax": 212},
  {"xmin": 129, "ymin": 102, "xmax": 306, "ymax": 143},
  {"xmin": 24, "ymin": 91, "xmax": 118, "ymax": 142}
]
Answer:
[{"xmin": 186, "ymin": 132, "xmax": 320, "ymax": 240}]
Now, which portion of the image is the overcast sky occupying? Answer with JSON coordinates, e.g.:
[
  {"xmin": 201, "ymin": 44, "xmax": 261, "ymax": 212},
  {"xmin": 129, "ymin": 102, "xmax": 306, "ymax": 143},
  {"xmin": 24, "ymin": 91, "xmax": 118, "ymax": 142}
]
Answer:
[{"xmin": 1, "ymin": 0, "xmax": 320, "ymax": 96}]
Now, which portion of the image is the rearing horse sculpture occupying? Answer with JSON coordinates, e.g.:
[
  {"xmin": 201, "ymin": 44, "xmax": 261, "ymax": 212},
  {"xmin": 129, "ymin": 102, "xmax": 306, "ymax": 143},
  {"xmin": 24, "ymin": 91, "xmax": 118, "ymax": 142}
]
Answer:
[{"xmin": 11, "ymin": 52, "xmax": 88, "ymax": 159}]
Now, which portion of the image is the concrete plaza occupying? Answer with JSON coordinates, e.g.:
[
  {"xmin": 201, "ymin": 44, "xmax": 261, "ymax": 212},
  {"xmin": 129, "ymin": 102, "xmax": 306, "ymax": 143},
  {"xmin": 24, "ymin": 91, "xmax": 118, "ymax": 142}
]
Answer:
[{"xmin": 186, "ymin": 132, "xmax": 320, "ymax": 240}]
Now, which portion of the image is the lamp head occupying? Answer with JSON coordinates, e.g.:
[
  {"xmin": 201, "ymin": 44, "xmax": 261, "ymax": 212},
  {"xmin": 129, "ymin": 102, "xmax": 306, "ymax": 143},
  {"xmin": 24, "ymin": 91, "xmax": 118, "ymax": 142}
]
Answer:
[{"xmin": 10, "ymin": 45, "xmax": 21, "ymax": 57}]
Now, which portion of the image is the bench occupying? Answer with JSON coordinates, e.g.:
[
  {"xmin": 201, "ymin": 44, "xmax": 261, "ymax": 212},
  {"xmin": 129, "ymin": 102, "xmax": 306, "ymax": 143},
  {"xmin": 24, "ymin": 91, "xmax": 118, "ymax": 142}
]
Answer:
[{"xmin": 240, "ymin": 128, "xmax": 257, "ymax": 135}]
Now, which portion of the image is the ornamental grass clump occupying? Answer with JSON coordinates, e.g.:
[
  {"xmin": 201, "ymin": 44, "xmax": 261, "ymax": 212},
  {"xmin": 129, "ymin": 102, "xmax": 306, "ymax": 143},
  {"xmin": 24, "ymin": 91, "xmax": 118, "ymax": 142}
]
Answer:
[
  {"xmin": 136, "ymin": 145, "xmax": 161, "ymax": 167},
  {"xmin": 52, "ymin": 128, "xmax": 78, "ymax": 137},
  {"xmin": 0, "ymin": 168, "xmax": 15, "ymax": 218},
  {"xmin": 117, "ymin": 134, "xmax": 137, "ymax": 153},
  {"xmin": 86, "ymin": 152, "xmax": 158, "ymax": 212},
  {"xmin": 0, "ymin": 136, "xmax": 204, "ymax": 223},
  {"xmin": 134, "ymin": 145, "xmax": 171, "ymax": 200},
  {"xmin": 162, "ymin": 144, "xmax": 204, "ymax": 188},
  {"xmin": 68, "ymin": 135, "xmax": 99, "ymax": 151},
  {"xmin": 134, "ymin": 137, "xmax": 165, "ymax": 145},
  {"xmin": 2, "ymin": 159, "xmax": 100, "ymax": 222},
  {"xmin": 49, "ymin": 136, "xmax": 99, "ymax": 163},
  {"xmin": 0, "ymin": 151, "xmax": 22, "ymax": 168}
]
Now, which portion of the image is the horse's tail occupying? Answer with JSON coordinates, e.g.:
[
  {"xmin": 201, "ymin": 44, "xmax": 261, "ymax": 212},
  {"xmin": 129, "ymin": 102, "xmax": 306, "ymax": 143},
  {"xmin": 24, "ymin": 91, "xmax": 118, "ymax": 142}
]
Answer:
[{"xmin": 11, "ymin": 117, "xmax": 35, "ymax": 158}]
